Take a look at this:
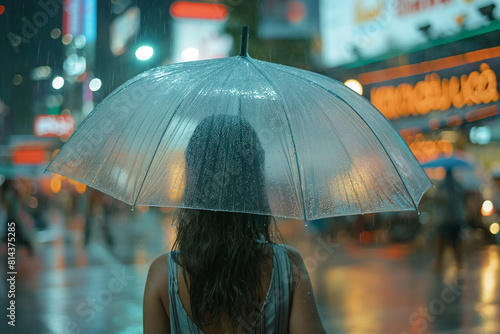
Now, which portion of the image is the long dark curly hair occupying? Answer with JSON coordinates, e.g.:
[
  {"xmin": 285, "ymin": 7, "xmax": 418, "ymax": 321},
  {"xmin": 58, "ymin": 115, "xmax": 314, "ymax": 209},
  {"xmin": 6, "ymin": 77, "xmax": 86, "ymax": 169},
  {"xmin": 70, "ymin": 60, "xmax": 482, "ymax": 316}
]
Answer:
[{"xmin": 172, "ymin": 115, "xmax": 278, "ymax": 330}]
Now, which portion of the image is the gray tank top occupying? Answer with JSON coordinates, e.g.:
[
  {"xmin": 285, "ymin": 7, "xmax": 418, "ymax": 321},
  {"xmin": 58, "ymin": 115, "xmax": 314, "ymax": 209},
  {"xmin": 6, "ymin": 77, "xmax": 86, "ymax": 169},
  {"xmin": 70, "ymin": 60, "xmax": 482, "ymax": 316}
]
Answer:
[{"xmin": 168, "ymin": 244, "xmax": 292, "ymax": 333}]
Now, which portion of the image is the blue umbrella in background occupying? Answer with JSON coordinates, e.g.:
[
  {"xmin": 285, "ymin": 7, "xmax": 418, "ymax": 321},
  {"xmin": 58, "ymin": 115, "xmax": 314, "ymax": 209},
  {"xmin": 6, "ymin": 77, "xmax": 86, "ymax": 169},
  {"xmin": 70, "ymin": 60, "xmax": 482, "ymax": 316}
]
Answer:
[{"xmin": 421, "ymin": 154, "xmax": 473, "ymax": 170}]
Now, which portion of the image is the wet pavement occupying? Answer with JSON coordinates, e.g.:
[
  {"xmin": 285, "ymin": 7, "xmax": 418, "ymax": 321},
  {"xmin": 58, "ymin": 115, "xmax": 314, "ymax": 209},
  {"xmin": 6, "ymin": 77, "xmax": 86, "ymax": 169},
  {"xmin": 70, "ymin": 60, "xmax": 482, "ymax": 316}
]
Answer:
[{"xmin": 1, "ymin": 207, "xmax": 499, "ymax": 334}]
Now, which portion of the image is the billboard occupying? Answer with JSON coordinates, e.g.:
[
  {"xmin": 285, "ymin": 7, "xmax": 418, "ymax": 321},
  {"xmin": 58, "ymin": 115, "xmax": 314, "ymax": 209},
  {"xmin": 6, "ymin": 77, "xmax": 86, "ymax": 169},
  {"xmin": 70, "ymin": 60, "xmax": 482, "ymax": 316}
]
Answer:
[
  {"xmin": 321, "ymin": 0, "xmax": 500, "ymax": 67},
  {"xmin": 359, "ymin": 47, "xmax": 500, "ymax": 132}
]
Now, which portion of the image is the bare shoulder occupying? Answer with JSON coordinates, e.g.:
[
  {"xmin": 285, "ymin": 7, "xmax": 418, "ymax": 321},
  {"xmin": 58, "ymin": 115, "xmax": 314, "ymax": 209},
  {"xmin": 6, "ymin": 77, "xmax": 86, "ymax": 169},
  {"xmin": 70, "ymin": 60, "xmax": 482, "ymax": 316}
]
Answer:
[
  {"xmin": 278, "ymin": 244, "xmax": 304, "ymax": 265},
  {"xmin": 146, "ymin": 253, "xmax": 171, "ymax": 303},
  {"xmin": 148, "ymin": 253, "xmax": 170, "ymax": 278},
  {"xmin": 277, "ymin": 244, "xmax": 309, "ymax": 288}
]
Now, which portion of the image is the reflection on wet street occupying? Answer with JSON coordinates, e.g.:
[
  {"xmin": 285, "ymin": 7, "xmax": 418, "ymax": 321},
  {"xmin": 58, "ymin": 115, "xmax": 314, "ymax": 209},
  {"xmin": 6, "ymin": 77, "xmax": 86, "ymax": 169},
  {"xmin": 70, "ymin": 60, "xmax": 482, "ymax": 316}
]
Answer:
[{"xmin": 1, "ymin": 207, "xmax": 499, "ymax": 334}]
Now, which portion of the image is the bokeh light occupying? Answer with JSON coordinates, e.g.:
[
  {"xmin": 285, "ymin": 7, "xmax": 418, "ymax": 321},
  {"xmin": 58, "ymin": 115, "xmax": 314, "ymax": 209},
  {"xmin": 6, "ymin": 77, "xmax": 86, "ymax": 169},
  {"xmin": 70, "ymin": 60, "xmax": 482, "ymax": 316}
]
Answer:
[
  {"xmin": 135, "ymin": 46, "xmax": 154, "ymax": 61},
  {"xmin": 52, "ymin": 76, "xmax": 64, "ymax": 89},
  {"xmin": 50, "ymin": 177, "xmax": 62, "ymax": 193},
  {"xmin": 490, "ymin": 223, "xmax": 499, "ymax": 235},
  {"xmin": 482, "ymin": 200, "xmax": 494, "ymax": 217},
  {"xmin": 89, "ymin": 78, "xmax": 102, "ymax": 91},
  {"xmin": 344, "ymin": 79, "xmax": 363, "ymax": 95},
  {"xmin": 181, "ymin": 47, "xmax": 199, "ymax": 62}
]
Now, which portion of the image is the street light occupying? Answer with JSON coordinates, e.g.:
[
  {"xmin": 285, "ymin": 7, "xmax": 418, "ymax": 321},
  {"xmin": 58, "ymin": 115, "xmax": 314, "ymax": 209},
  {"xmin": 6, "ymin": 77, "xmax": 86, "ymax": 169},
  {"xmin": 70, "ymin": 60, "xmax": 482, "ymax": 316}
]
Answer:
[
  {"xmin": 89, "ymin": 78, "xmax": 102, "ymax": 92},
  {"xmin": 344, "ymin": 79, "xmax": 363, "ymax": 95},
  {"xmin": 135, "ymin": 46, "xmax": 154, "ymax": 61},
  {"xmin": 52, "ymin": 76, "xmax": 64, "ymax": 89}
]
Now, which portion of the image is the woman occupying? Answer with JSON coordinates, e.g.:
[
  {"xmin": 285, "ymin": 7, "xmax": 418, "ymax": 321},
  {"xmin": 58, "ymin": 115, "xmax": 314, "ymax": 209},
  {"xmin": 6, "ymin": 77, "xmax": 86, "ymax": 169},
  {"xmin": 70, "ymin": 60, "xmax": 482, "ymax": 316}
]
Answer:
[{"xmin": 144, "ymin": 115, "xmax": 325, "ymax": 333}]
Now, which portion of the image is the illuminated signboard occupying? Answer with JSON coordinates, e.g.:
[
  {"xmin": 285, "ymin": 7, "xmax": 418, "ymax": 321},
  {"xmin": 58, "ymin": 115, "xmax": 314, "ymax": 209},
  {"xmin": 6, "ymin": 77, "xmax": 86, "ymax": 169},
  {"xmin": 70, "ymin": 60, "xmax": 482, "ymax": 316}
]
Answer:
[
  {"xmin": 63, "ymin": 0, "xmax": 96, "ymax": 42},
  {"xmin": 370, "ymin": 63, "xmax": 499, "ymax": 119},
  {"xmin": 34, "ymin": 115, "xmax": 75, "ymax": 137},
  {"xmin": 359, "ymin": 47, "xmax": 500, "ymax": 130}
]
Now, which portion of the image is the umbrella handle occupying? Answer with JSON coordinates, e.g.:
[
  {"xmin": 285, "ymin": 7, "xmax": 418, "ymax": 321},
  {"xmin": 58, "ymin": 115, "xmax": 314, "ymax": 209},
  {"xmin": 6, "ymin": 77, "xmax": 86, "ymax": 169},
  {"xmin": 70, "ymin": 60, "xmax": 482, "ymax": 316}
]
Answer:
[{"xmin": 240, "ymin": 25, "xmax": 249, "ymax": 57}]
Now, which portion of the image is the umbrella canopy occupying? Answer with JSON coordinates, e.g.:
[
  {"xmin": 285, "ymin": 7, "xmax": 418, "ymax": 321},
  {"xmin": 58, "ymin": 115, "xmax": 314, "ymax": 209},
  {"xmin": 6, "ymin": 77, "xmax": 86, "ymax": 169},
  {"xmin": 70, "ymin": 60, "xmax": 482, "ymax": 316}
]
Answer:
[{"xmin": 47, "ymin": 27, "xmax": 431, "ymax": 221}]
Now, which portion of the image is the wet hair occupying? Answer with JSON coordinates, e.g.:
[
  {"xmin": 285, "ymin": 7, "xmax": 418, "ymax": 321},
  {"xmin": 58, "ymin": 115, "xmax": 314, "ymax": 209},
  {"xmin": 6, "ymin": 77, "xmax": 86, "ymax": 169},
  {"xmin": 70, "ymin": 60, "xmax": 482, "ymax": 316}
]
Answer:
[{"xmin": 172, "ymin": 115, "xmax": 277, "ymax": 330}]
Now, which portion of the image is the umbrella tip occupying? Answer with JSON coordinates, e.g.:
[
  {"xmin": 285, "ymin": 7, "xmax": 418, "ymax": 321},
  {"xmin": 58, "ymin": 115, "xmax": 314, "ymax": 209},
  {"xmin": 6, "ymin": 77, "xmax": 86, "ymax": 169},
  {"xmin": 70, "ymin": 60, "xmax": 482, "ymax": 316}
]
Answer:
[{"xmin": 240, "ymin": 25, "xmax": 249, "ymax": 57}]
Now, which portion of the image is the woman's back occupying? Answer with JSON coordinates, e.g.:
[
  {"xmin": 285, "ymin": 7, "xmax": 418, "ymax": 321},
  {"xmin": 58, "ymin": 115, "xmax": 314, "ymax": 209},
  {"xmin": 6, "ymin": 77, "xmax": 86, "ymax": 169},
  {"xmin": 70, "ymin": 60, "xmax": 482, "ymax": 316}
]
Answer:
[
  {"xmin": 168, "ymin": 244, "xmax": 291, "ymax": 333},
  {"xmin": 144, "ymin": 243, "xmax": 326, "ymax": 334}
]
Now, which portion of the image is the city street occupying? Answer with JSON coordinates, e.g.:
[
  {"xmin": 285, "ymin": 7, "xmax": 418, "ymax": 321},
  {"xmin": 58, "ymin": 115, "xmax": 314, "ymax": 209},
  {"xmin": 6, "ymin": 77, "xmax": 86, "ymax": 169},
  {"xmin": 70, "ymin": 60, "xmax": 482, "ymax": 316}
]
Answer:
[{"xmin": 1, "ymin": 207, "xmax": 498, "ymax": 334}]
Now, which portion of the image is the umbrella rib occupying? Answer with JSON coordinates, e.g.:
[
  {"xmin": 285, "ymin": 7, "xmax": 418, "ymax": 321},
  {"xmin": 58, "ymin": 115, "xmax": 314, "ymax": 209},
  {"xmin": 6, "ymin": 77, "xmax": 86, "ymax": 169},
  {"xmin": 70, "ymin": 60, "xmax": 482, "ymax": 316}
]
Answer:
[
  {"xmin": 246, "ymin": 59, "xmax": 309, "ymax": 221},
  {"xmin": 273, "ymin": 68, "xmax": 420, "ymax": 212},
  {"xmin": 132, "ymin": 63, "xmax": 230, "ymax": 209}
]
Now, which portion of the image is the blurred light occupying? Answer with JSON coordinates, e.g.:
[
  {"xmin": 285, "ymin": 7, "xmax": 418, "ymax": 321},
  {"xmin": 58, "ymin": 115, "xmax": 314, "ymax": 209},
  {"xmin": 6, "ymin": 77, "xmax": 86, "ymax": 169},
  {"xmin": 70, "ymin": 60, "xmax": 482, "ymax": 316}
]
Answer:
[
  {"xmin": 0, "ymin": 175, "xmax": 5, "ymax": 186},
  {"xmin": 441, "ymin": 130, "xmax": 459, "ymax": 143},
  {"xmin": 344, "ymin": 79, "xmax": 363, "ymax": 95},
  {"xmin": 429, "ymin": 118, "xmax": 440, "ymax": 130},
  {"xmin": 77, "ymin": 72, "xmax": 87, "ymax": 83},
  {"xmin": 287, "ymin": 1, "xmax": 306, "ymax": 23},
  {"xmin": 50, "ymin": 177, "xmax": 61, "ymax": 193},
  {"xmin": 137, "ymin": 206, "xmax": 149, "ymax": 213},
  {"xmin": 27, "ymin": 196, "xmax": 39, "ymax": 209},
  {"xmin": 52, "ymin": 76, "xmax": 64, "ymax": 89},
  {"xmin": 12, "ymin": 148, "xmax": 46, "ymax": 164},
  {"xmin": 0, "ymin": 5, "xmax": 4, "ymax": 15},
  {"xmin": 51, "ymin": 28, "xmax": 61, "ymax": 39},
  {"xmin": 34, "ymin": 115, "xmax": 75, "ymax": 137},
  {"xmin": 490, "ymin": 223, "xmax": 499, "ymax": 235},
  {"xmin": 181, "ymin": 47, "xmax": 199, "ymax": 61},
  {"xmin": 135, "ymin": 46, "xmax": 154, "ymax": 61},
  {"xmin": 75, "ymin": 182, "xmax": 86, "ymax": 194},
  {"xmin": 74, "ymin": 35, "xmax": 86, "ymax": 49},
  {"xmin": 12, "ymin": 74, "xmax": 23, "ymax": 85},
  {"xmin": 359, "ymin": 231, "xmax": 372, "ymax": 244},
  {"xmin": 170, "ymin": 1, "xmax": 228, "ymax": 21},
  {"xmin": 89, "ymin": 78, "xmax": 102, "ymax": 91},
  {"xmin": 60, "ymin": 109, "xmax": 71, "ymax": 116},
  {"xmin": 63, "ymin": 54, "xmax": 86, "ymax": 76},
  {"xmin": 482, "ymin": 200, "xmax": 494, "ymax": 217},
  {"xmin": 31, "ymin": 66, "xmax": 52, "ymax": 80},
  {"xmin": 470, "ymin": 126, "xmax": 491, "ymax": 145},
  {"xmin": 62, "ymin": 34, "xmax": 73, "ymax": 45}
]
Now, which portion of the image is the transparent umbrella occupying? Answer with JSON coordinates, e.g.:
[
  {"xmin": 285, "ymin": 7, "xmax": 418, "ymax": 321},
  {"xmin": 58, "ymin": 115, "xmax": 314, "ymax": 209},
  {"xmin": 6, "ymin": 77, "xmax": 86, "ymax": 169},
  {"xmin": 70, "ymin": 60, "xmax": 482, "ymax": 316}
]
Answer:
[{"xmin": 47, "ymin": 27, "xmax": 432, "ymax": 221}]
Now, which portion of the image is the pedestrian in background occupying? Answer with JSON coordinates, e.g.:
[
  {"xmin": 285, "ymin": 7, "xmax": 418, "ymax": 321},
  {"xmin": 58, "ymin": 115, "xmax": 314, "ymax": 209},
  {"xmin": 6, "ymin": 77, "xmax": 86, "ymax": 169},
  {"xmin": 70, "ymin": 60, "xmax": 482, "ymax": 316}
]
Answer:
[{"xmin": 434, "ymin": 169, "xmax": 466, "ymax": 271}]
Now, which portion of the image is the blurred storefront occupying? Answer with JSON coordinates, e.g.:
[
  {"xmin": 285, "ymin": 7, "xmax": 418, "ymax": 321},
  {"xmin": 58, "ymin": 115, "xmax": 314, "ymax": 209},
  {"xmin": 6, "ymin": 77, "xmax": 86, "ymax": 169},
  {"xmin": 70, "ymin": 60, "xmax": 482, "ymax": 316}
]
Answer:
[{"xmin": 320, "ymin": 0, "xmax": 500, "ymax": 241}]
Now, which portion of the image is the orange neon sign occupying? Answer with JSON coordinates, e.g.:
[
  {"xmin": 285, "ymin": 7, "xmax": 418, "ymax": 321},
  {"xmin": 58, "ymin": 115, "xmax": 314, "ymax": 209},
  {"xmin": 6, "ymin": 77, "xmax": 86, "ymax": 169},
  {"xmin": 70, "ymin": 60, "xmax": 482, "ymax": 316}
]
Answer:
[
  {"xmin": 371, "ymin": 63, "xmax": 499, "ymax": 120},
  {"xmin": 404, "ymin": 135, "xmax": 453, "ymax": 163}
]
